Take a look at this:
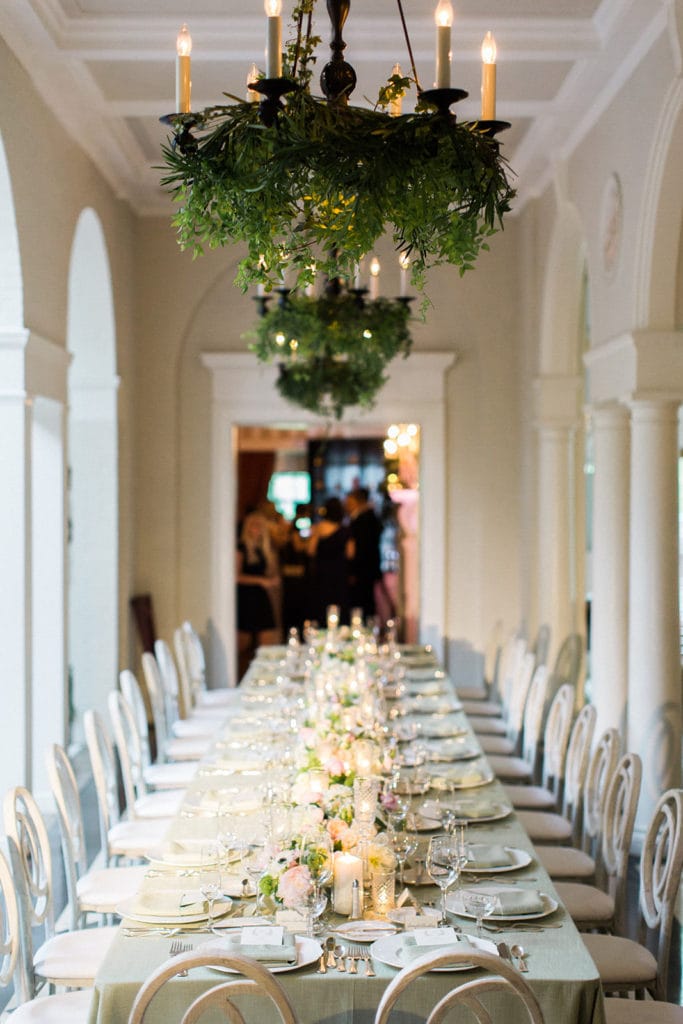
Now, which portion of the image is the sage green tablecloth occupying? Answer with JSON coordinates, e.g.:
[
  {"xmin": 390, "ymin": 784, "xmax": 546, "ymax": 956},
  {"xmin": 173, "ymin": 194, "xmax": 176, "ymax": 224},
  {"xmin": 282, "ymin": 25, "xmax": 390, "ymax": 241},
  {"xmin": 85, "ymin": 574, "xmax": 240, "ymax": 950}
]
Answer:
[{"xmin": 88, "ymin": 651, "xmax": 605, "ymax": 1024}]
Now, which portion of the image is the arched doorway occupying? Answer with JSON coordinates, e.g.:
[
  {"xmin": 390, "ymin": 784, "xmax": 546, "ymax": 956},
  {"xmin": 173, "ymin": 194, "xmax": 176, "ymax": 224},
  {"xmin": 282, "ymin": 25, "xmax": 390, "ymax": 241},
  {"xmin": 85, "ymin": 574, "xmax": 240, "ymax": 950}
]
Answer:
[{"xmin": 67, "ymin": 208, "xmax": 119, "ymax": 737}]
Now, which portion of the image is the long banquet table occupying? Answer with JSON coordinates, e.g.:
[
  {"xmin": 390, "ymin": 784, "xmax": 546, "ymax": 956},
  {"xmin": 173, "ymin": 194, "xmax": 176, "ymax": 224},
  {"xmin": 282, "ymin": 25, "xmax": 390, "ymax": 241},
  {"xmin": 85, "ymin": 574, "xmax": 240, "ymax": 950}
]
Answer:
[{"xmin": 88, "ymin": 643, "xmax": 605, "ymax": 1024}]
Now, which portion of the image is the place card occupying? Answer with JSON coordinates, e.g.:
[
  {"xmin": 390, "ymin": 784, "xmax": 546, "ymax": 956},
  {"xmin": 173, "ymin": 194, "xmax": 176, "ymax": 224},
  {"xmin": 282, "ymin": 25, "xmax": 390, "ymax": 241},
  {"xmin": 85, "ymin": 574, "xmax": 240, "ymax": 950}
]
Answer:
[
  {"xmin": 241, "ymin": 925, "xmax": 283, "ymax": 945},
  {"xmin": 413, "ymin": 927, "xmax": 459, "ymax": 946}
]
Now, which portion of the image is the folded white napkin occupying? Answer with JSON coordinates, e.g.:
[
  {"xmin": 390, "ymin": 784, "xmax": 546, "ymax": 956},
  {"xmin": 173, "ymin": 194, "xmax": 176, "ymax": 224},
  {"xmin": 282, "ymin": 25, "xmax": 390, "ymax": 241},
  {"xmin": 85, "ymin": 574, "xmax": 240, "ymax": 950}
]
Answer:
[
  {"xmin": 489, "ymin": 889, "xmax": 545, "ymax": 916},
  {"xmin": 465, "ymin": 844, "xmax": 513, "ymax": 869},
  {"xmin": 129, "ymin": 891, "xmax": 208, "ymax": 918}
]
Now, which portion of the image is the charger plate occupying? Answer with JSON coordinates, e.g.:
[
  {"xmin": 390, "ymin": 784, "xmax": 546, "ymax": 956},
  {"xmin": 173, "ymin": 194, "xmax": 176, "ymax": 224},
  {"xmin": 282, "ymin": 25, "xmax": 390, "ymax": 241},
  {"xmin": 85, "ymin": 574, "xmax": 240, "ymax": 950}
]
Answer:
[{"xmin": 371, "ymin": 933, "xmax": 497, "ymax": 972}]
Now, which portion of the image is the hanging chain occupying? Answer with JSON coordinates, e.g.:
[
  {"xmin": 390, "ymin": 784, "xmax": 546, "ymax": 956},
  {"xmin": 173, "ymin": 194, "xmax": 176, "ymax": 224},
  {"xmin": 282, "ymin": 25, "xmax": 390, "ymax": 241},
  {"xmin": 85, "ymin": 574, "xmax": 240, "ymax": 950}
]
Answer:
[{"xmin": 395, "ymin": 0, "xmax": 422, "ymax": 93}]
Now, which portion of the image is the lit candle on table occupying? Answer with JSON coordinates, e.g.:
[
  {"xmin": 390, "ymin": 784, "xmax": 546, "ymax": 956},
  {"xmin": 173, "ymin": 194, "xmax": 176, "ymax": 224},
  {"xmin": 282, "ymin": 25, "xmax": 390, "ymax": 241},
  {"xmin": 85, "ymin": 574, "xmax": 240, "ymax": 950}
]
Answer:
[
  {"xmin": 175, "ymin": 24, "xmax": 192, "ymax": 113},
  {"xmin": 333, "ymin": 852, "xmax": 363, "ymax": 915},
  {"xmin": 369, "ymin": 256, "xmax": 380, "ymax": 300},
  {"xmin": 434, "ymin": 0, "xmax": 453, "ymax": 89},
  {"xmin": 481, "ymin": 32, "xmax": 497, "ymax": 119},
  {"xmin": 354, "ymin": 740, "xmax": 374, "ymax": 777},
  {"xmin": 264, "ymin": 0, "xmax": 282, "ymax": 78}
]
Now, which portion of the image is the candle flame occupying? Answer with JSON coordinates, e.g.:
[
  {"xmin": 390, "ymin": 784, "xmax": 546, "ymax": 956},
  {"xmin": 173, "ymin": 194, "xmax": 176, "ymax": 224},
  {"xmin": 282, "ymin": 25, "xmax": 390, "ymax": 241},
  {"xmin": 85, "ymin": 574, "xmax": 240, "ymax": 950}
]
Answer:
[
  {"xmin": 399, "ymin": 252, "xmax": 410, "ymax": 270},
  {"xmin": 369, "ymin": 256, "xmax": 381, "ymax": 277},
  {"xmin": 264, "ymin": 0, "xmax": 282, "ymax": 15},
  {"xmin": 481, "ymin": 31, "xmax": 497, "ymax": 65},
  {"xmin": 176, "ymin": 23, "xmax": 192, "ymax": 57},
  {"xmin": 434, "ymin": 0, "xmax": 453, "ymax": 28}
]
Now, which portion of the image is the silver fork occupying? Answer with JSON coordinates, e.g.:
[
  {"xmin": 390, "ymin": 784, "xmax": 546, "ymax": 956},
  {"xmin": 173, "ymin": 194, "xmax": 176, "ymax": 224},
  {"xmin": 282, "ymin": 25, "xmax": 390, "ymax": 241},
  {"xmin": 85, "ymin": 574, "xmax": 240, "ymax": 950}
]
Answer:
[
  {"xmin": 346, "ymin": 942, "xmax": 370, "ymax": 975},
  {"xmin": 169, "ymin": 939, "xmax": 193, "ymax": 976}
]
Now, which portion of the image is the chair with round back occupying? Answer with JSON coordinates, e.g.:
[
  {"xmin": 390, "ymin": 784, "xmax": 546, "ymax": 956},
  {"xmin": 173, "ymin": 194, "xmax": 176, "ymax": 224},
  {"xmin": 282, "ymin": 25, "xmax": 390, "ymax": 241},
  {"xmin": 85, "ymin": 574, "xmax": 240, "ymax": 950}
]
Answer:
[
  {"xmin": 120, "ymin": 668, "xmax": 153, "ymax": 763},
  {"xmin": 545, "ymin": 633, "xmax": 584, "ymax": 711},
  {"xmin": 486, "ymin": 665, "xmax": 550, "ymax": 783},
  {"xmin": 455, "ymin": 618, "xmax": 504, "ymax": 702},
  {"xmin": 479, "ymin": 651, "xmax": 536, "ymax": 757},
  {"xmin": 517, "ymin": 702, "xmax": 597, "ymax": 845},
  {"xmin": 181, "ymin": 620, "xmax": 236, "ymax": 708},
  {"xmin": 373, "ymin": 947, "xmax": 545, "ymax": 1024},
  {"xmin": 3, "ymin": 787, "xmax": 117, "ymax": 996},
  {"xmin": 503, "ymin": 682, "xmax": 575, "ymax": 810},
  {"xmin": 108, "ymin": 691, "xmax": 186, "ymax": 817},
  {"xmin": 127, "ymin": 949, "xmax": 299, "ymax": 1024},
  {"xmin": 531, "ymin": 622, "xmax": 552, "ymax": 668},
  {"xmin": 554, "ymin": 751, "xmax": 642, "ymax": 932},
  {"xmin": 536, "ymin": 727, "xmax": 621, "ymax": 880},
  {"xmin": 0, "ymin": 843, "xmax": 94, "ymax": 1022},
  {"xmin": 45, "ymin": 743, "xmax": 148, "ymax": 928},
  {"xmin": 583, "ymin": 788, "xmax": 683, "ymax": 1002},
  {"xmin": 142, "ymin": 651, "xmax": 213, "ymax": 756},
  {"xmin": 83, "ymin": 709, "xmax": 171, "ymax": 865},
  {"xmin": 125, "ymin": 663, "xmax": 202, "ymax": 786},
  {"xmin": 461, "ymin": 634, "xmax": 525, "ymax": 725}
]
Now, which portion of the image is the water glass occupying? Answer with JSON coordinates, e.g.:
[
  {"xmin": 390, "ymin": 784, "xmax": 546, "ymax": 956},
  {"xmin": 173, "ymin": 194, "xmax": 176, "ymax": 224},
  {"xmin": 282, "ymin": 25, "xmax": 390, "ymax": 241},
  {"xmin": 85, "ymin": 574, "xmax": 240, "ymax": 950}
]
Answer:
[{"xmin": 426, "ymin": 834, "xmax": 459, "ymax": 926}]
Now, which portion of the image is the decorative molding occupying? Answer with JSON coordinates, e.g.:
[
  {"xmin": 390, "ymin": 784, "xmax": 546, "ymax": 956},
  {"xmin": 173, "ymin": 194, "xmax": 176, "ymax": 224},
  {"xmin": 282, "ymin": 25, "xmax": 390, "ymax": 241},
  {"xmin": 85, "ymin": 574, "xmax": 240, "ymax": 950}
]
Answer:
[
  {"xmin": 0, "ymin": 329, "xmax": 70, "ymax": 403},
  {"xmin": 584, "ymin": 330, "xmax": 683, "ymax": 404}
]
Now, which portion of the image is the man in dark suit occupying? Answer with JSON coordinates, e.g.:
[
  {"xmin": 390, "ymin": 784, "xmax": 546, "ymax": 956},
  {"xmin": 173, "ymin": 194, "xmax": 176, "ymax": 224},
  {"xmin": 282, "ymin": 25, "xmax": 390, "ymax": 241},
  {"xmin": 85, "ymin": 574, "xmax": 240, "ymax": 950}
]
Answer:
[{"xmin": 346, "ymin": 487, "xmax": 382, "ymax": 620}]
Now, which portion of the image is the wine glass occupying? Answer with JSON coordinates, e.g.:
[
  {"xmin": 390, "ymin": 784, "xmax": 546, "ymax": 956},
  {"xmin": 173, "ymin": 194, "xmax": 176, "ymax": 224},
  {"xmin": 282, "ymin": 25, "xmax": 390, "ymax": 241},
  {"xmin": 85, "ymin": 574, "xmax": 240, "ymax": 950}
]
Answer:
[
  {"xmin": 297, "ymin": 886, "xmax": 328, "ymax": 937},
  {"xmin": 426, "ymin": 834, "xmax": 459, "ymax": 926},
  {"xmin": 462, "ymin": 890, "xmax": 500, "ymax": 936},
  {"xmin": 390, "ymin": 827, "xmax": 418, "ymax": 886},
  {"xmin": 240, "ymin": 840, "xmax": 270, "ymax": 908},
  {"xmin": 199, "ymin": 844, "xmax": 223, "ymax": 932}
]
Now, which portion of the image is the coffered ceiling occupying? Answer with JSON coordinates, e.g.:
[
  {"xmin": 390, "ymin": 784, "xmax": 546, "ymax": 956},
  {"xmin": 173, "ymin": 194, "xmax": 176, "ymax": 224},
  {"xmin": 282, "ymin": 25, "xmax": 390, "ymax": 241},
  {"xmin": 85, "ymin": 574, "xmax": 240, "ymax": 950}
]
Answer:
[{"xmin": 0, "ymin": 0, "xmax": 670, "ymax": 214}]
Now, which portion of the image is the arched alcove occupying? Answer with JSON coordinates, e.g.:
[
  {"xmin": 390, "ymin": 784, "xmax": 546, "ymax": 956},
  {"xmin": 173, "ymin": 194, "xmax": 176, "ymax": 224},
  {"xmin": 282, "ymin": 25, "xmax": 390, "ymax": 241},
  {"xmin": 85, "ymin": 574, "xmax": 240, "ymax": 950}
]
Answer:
[{"xmin": 67, "ymin": 208, "xmax": 119, "ymax": 737}]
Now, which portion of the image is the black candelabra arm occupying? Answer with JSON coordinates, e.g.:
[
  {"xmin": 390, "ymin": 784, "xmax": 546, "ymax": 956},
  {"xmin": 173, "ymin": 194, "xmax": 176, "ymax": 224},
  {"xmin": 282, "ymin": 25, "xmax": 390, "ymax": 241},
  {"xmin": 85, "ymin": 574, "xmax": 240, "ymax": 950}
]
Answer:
[{"xmin": 320, "ymin": 0, "xmax": 357, "ymax": 104}]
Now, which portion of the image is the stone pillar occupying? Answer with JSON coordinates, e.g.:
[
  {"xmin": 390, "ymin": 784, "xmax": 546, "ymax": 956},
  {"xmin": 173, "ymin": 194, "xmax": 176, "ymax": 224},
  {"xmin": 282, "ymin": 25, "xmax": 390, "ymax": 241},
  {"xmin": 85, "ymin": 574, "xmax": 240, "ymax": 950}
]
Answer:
[
  {"xmin": 627, "ymin": 398, "xmax": 681, "ymax": 833},
  {"xmin": 590, "ymin": 403, "xmax": 630, "ymax": 739},
  {"xmin": 535, "ymin": 376, "xmax": 584, "ymax": 666}
]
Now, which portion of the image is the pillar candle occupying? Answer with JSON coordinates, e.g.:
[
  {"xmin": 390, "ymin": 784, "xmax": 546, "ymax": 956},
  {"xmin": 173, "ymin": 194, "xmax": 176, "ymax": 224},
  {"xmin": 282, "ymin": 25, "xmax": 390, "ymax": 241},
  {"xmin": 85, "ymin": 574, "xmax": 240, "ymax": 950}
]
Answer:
[
  {"xmin": 264, "ymin": 0, "xmax": 282, "ymax": 78},
  {"xmin": 434, "ymin": 0, "xmax": 453, "ymax": 89},
  {"xmin": 333, "ymin": 852, "xmax": 363, "ymax": 915}
]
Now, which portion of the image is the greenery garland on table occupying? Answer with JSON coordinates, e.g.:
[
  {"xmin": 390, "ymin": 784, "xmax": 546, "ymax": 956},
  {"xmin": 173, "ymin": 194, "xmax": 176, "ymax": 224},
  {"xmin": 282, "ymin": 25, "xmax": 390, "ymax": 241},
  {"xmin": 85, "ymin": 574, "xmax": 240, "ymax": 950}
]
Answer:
[
  {"xmin": 159, "ymin": 2, "xmax": 516, "ymax": 299},
  {"xmin": 248, "ymin": 293, "xmax": 412, "ymax": 419}
]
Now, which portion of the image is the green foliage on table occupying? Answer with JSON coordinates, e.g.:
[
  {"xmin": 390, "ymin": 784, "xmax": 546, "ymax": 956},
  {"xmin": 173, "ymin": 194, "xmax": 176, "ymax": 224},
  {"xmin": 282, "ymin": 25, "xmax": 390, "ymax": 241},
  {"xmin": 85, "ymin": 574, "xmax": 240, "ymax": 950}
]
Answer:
[
  {"xmin": 159, "ymin": 2, "xmax": 515, "ymax": 297},
  {"xmin": 248, "ymin": 292, "xmax": 413, "ymax": 418}
]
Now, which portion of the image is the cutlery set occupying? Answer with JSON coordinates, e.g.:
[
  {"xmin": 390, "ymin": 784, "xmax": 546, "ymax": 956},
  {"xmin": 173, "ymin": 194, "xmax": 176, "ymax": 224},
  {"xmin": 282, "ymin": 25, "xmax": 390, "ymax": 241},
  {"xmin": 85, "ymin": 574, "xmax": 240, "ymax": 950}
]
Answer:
[{"xmin": 318, "ymin": 938, "xmax": 375, "ymax": 976}]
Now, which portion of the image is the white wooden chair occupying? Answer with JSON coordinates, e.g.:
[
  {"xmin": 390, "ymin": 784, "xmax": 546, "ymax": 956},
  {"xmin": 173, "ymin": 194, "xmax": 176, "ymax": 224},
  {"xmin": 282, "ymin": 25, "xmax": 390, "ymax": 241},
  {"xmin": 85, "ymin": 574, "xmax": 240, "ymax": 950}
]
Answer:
[
  {"xmin": 373, "ymin": 947, "xmax": 545, "ymax": 1024},
  {"xmin": 45, "ymin": 743, "xmax": 148, "ymax": 928},
  {"xmin": 142, "ymin": 652, "xmax": 213, "ymax": 759},
  {"xmin": 123, "ymin": 665, "xmax": 201, "ymax": 788},
  {"xmin": 530, "ymin": 622, "xmax": 551, "ymax": 668},
  {"xmin": 455, "ymin": 618, "xmax": 504, "ymax": 702},
  {"xmin": 127, "ymin": 950, "xmax": 299, "ymax": 1024},
  {"xmin": 83, "ymin": 709, "xmax": 171, "ymax": 865},
  {"xmin": 0, "ymin": 844, "xmax": 95, "ymax": 1022},
  {"xmin": 604, "ymin": 998, "xmax": 683, "ymax": 1022},
  {"xmin": 554, "ymin": 751, "xmax": 642, "ymax": 933},
  {"xmin": 156, "ymin": 637, "xmax": 218, "ymax": 735},
  {"xmin": 479, "ymin": 651, "xmax": 536, "ymax": 756},
  {"xmin": 3, "ymin": 787, "xmax": 117, "ymax": 996},
  {"xmin": 120, "ymin": 668, "xmax": 153, "ymax": 763},
  {"xmin": 108, "ymin": 691, "xmax": 186, "ymax": 818},
  {"xmin": 486, "ymin": 664, "xmax": 550, "ymax": 782},
  {"xmin": 503, "ymin": 682, "xmax": 575, "ymax": 810},
  {"xmin": 582, "ymin": 789, "xmax": 683, "ymax": 1002},
  {"xmin": 536, "ymin": 727, "xmax": 621, "ymax": 880},
  {"xmin": 516, "ymin": 702, "xmax": 596, "ymax": 844}
]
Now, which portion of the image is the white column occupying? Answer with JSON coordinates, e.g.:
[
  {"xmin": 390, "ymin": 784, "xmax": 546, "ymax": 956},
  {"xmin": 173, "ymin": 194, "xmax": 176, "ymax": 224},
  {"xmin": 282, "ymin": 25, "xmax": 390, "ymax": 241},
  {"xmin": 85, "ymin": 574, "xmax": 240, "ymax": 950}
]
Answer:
[
  {"xmin": 535, "ymin": 376, "xmax": 583, "ymax": 668},
  {"xmin": 627, "ymin": 398, "xmax": 681, "ymax": 834},
  {"xmin": 0, "ymin": 331, "xmax": 33, "ymax": 790},
  {"xmin": 537, "ymin": 424, "xmax": 575, "ymax": 657},
  {"xmin": 590, "ymin": 403, "xmax": 630, "ymax": 738}
]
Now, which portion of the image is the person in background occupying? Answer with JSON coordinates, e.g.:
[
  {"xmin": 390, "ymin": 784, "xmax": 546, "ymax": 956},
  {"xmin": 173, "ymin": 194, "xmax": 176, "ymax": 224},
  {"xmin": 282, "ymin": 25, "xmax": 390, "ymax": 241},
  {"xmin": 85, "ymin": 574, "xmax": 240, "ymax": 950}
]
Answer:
[
  {"xmin": 345, "ymin": 486, "xmax": 382, "ymax": 621},
  {"xmin": 236, "ymin": 511, "xmax": 280, "ymax": 677},
  {"xmin": 307, "ymin": 496, "xmax": 354, "ymax": 625},
  {"xmin": 280, "ymin": 507, "xmax": 311, "ymax": 636}
]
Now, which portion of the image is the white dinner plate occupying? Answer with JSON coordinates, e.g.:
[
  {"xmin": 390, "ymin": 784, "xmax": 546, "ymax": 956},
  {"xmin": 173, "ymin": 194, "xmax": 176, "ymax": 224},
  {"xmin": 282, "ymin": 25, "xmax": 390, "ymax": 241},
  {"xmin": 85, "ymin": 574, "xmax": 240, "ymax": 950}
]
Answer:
[
  {"xmin": 399, "ymin": 698, "xmax": 463, "ymax": 716},
  {"xmin": 371, "ymin": 932, "xmax": 497, "ymax": 972},
  {"xmin": 440, "ymin": 800, "xmax": 512, "ymax": 824},
  {"xmin": 426, "ymin": 745, "xmax": 480, "ymax": 763},
  {"xmin": 461, "ymin": 847, "xmax": 532, "ymax": 874},
  {"xmin": 332, "ymin": 920, "xmax": 398, "ymax": 942},
  {"xmin": 445, "ymin": 889, "xmax": 559, "ymax": 922},
  {"xmin": 206, "ymin": 935, "xmax": 322, "ymax": 974},
  {"xmin": 430, "ymin": 770, "xmax": 495, "ymax": 791},
  {"xmin": 405, "ymin": 812, "xmax": 443, "ymax": 832},
  {"xmin": 118, "ymin": 895, "xmax": 234, "ymax": 926},
  {"xmin": 420, "ymin": 720, "xmax": 469, "ymax": 740},
  {"xmin": 222, "ymin": 875, "xmax": 257, "ymax": 898}
]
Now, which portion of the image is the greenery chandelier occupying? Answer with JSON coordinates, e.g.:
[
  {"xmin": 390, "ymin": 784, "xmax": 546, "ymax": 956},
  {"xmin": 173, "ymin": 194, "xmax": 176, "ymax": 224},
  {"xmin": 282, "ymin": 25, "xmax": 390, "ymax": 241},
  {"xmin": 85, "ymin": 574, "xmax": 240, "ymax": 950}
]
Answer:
[
  {"xmin": 160, "ymin": 0, "xmax": 515, "ymax": 298},
  {"xmin": 249, "ymin": 272, "xmax": 413, "ymax": 419}
]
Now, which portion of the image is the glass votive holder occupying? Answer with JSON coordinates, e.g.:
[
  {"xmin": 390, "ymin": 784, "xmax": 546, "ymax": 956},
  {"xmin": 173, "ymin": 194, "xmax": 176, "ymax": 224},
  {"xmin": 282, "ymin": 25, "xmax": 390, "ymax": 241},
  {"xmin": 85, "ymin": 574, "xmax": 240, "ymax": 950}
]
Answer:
[
  {"xmin": 371, "ymin": 869, "xmax": 396, "ymax": 917},
  {"xmin": 354, "ymin": 776, "xmax": 379, "ymax": 824}
]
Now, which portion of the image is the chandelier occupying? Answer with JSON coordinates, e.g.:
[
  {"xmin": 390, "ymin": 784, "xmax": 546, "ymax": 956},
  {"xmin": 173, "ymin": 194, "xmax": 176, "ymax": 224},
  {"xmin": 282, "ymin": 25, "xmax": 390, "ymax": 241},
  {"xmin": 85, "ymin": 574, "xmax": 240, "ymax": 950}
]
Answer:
[
  {"xmin": 160, "ymin": 0, "xmax": 515, "ymax": 298},
  {"xmin": 248, "ymin": 258, "xmax": 413, "ymax": 420}
]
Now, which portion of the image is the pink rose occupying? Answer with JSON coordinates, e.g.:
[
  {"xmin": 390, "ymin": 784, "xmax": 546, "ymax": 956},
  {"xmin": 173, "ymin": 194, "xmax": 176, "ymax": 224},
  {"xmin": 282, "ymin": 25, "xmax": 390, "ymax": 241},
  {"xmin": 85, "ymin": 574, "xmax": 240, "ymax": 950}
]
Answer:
[
  {"xmin": 324, "ymin": 755, "xmax": 345, "ymax": 777},
  {"xmin": 300, "ymin": 727, "xmax": 316, "ymax": 747},
  {"xmin": 326, "ymin": 818, "xmax": 350, "ymax": 844},
  {"xmin": 277, "ymin": 864, "xmax": 313, "ymax": 908}
]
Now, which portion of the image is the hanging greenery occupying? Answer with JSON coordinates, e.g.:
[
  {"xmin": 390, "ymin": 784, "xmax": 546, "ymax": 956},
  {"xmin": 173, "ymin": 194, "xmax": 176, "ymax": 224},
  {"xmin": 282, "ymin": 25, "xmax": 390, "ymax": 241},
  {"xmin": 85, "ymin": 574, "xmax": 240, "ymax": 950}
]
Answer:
[
  {"xmin": 248, "ymin": 293, "xmax": 412, "ymax": 419},
  {"xmin": 159, "ymin": 2, "xmax": 515, "ymax": 298}
]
